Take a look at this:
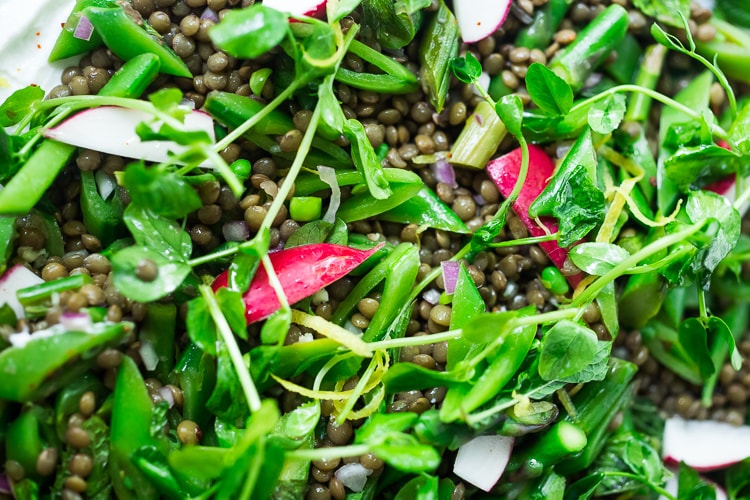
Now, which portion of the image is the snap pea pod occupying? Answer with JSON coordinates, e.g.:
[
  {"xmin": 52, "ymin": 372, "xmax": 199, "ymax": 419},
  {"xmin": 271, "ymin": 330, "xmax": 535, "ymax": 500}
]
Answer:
[
  {"xmin": 5, "ymin": 405, "xmax": 57, "ymax": 482},
  {"xmin": 139, "ymin": 303, "xmax": 177, "ymax": 381},
  {"xmin": 556, "ymin": 358, "xmax": 638, "ymax": 474},
  {"xmin": 450, "ymin": 100, "xmax": 508, "ymax": 169},
  {"xmin": 617, "ymin": 228, "xmax": 667, "ymax": 329},
  {"xmin": 379, "ymin": 185, "xmax": 470, "ymax": 234},
  {"xmin": 83, "ymin": 6, "xmax": 191, "ymax": 77},
  {"xmin": 53, "ymin": 373, "xmax": 106, "ymax": 442},
  {"xmin": 0, "ymin": 216, "xmax": 16, "ymax": 275},
  {"xmin": 0, "ymin": 321, "xmax": 132, "ymax": 402},
  {"xmin": 17, "ymin": 274, "xmax": 93, "ymax": 307},
  {"xmin": 0, "ymin": 53, "xmax": 161, "ymax": 215},
  {"xmin": 515, "ymin": 0, "xmax": 573, "ymax": 50},
  {"xmin": 506, "ymin": 421, "xmax": 588, "ymax": 479},
  {"xmin": 695, "ymin": 18, "xmax": 750, "ymax": 84},
  {"xmin": 602, "ymin": 34, "xmax": 641, "ymax": 85},
  {"xmin": 80, "ymin": 170, "xmax": 126, "ymax": 248},
  {"xmin": 47, "ymin": 0, "xmax": 115, "ymax": 62},
  {"xmin": 419, "ymin": 0, "xmax": 459, "ymax": 113},
  {"xmin": 701, "ymin": 305, "xmax": 749, "ymax": 406},
  {"xmin": 171, "ymin": 343, "xmax": 217, "ymax": 429},
  {"xmin": 548, "ymin": 4, "xmax": 629, "ymax": 92},
  {"xmin": 337, "ymin": 171, "xmax": 423, "ymax": 223},
  {"xmin": 110, "ymin": 356, "xmax": 169, "ymax": 500},
  {"xmin": 335, "ymin": 39, "xmax": 419, "ymax": 94}
]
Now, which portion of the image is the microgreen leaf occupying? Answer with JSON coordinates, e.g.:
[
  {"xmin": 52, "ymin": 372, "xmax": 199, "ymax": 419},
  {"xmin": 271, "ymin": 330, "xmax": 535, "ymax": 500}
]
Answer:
[
  {"xmin": 450, "ymin": 53, "xmax": 482, "ymax": 85},
  {"xmin": 186, "ymin": 297, "xmax": 216, "ymax": 355},
  {"xmin": 327, "ymin": 0, "xmax": 363, "ymax": 22},
  {"xmin": 123, "ymin": 204, "xmax": 192, "ymax": 261},
  {"xmin": 206, "ymin": 343, "xmax": 251, "ymax": 422},
  {"xmin": 260, "ymin": 307, "xmax": 291, "ymax": 345},
  {"xmin": 587, "ymin": 93, "xmax": 626, "ymax": 134},
  {"xmin": 123, "ymin": 161, "xmax": 203, "ymax": 219},
  {"xmin": 634, "ymin": 0, "xmax": 690, "ymax": 27},
  {"xmin": 525, "ymin": 62, "xmax": 574, "ymax": 116},
  {"xmin": 228, "ymin": 253, "xmax": 260, "ymax": 293},
  {"xmin": 707, "ymin": 316, "xmax": 743, "ymax": 371},
  {"xmin": 343, "ymin": 118, "xmax": 391, "ymax": 200},
  {"xmin": 664, "ymin": 145, "xmax": 741, "ymax": 192},
  {"xmin": 111, "ymin": 246, "xmax": 192, "ymax": 302},
  {"xmin": 538, "ymin": 320, "xmax": 599, "ymax": 381},
  {"xmin": 318, "ymin": 76, "xmax": 344, "ymax": 136},
  {"xmin": 217, "ymin": 288, "xmax": 248, "ymax": 340},
  {"xmin": 686, "ymin": 190, "xmax": 741, "ymax": 280},
  {"xmin": 209, "ymin": 4, "xmax": 289, "ymax": 59},
  {"xmin": 462, "ymin": 311, "xmax": 516, "ymax": 345},
  {"xmin": 569, "ymin": 242, "xmax": 630, "ymax": 276},
  {"xmin": 495, "ymin": 94, "xmax": 524, "ymax": 137},
  {"xmin": 678, "ymin": 318, "xmax": 714, "ymax": 379},
  {"xmin": 0, "ymin": 85, "xmax": 44, "ymax": 127}
]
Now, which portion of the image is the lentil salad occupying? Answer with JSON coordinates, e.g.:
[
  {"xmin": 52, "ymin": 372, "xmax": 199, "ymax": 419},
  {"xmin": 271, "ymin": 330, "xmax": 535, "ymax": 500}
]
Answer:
[{"xmin": 2, "ymin": 0, "xmax": 750, "ymax": 498}]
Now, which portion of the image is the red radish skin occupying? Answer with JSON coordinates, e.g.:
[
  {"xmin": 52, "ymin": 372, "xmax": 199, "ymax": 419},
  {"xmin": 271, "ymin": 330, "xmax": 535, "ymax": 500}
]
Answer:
[
  {"xmin": 662, "ymin": 416, "xmax": 750, "ymax": 471},
  {"xmin": 44, "ymin": 106, "xmax": 215, "ymax": 166},
  {"xmin": 453, "ymin": 435, "xmax": 514, "ymax": 492},
  {"xmin": 0, "ymin": 264, "xmax": 44, "ymax": 320},
  {"xmin": 486, "ymin": 145, "xmax": 583, "ymax": 286},
  {"xmin": 212, "ymin": 243, "xmax": 380, "ymax": 324},
  {"xmin": 263, "ymin": 0, "xmax": 326, "ymax": 18},
  {"xmin": 453, "ymin": 0, "xmax": 512, "ymax": 43}
]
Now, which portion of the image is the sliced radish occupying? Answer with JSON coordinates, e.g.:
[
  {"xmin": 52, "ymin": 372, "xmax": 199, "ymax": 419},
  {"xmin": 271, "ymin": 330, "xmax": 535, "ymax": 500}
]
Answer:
[
  {"xmin": 661, "ymin": 467, "xmax": 728, "ymax": 500},
  {"xmin": 453, "ymin": 0, "xmax": 512, "ymax": 43},
  {"xmin": 705, "ymin": 141, "xmax": 749, "ymax": 216},
  {"xmin": 263, "ymin": 0, "xmax": 326, "ymax": 18},
  {"xmin": 662, "ymin": 416, "xmax": 750, "ymax": 471},
  {"xmin": 486, "ymin": 145, "xmax": 583, "ymax": 287},
  {"xmin": 44, "ymin": 106, "xmax": 215, "ymax": 166},
  {"xmin": 0, "ymin": 264, "xmax": 44, "ymax": 320},
  {"xmin": 453, "ymin": 435, "xmax": 514, "ymax": 492}
]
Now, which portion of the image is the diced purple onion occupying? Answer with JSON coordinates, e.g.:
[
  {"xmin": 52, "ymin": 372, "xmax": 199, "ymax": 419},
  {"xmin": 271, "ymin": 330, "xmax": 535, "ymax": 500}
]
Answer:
[
  {"xmin": 200, "ymin": 7, "xmax": 219, "ymax": 22},
  {"xmin": 158, "ymin": 386, "xmax": 176, "ymax": 407},
  {"xmin": 0, "ymin": 473, "xmax": 9, "ymax": 494},
  {"xmin": 318, "ymin": 166, "xmax": 340, "ymax": 223},
  {"xmin": 222, "ymin": 221, "xmax": 250, "ymax": 242},
  {"xmin": 432, "ymin": 158, "xmax": 457, "ymax": 188},
  {"xmin": 334, "ymin": 463, "xmax": 373, "ymax": 493},
  {"xmin": 441, "ymin": 260, "xmax": 460, "ymax": 294},
  {"xmin": 473, "ymin": 193, "xmax": 487, "ymax": 206},
  {"xmin": 60, "ymin": 312, "xmax": 93, "ymax": 332},
  {"xmin": 73, "ymin": 16, "xmax": 94, "ymax": 41}
]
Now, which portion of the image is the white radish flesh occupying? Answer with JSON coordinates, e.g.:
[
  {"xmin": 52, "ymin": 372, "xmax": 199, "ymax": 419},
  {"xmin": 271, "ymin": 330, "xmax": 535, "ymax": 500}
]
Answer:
[
  {"xmin": 662, "ymin": 416, "xmax": 750, "ymax": 471},
  {"xmin": 453, "ymin": 435, "xmax": 514, "ymax": 492},
  {"xmin": 44, "ymin": 106, "xmax": 215, "ymax": 166},
  {"xmin": 263, "ymin": 0, "xmax": 326, "ymax": 18},
  {"xmin": 0, "ymin": 264, "xmax": 44, "ymax": 320},
  {"xmin": 453, "ymin": 0, "xmax": 512, "ymax": 43}
]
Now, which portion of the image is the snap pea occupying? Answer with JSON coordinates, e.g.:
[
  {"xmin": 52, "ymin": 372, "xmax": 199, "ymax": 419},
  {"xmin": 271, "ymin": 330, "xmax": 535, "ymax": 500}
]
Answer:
[
  {"xmin": 507, "ymin": 420, "xmax": 587, "ymax": 479},
  {"xmin": 80, "ymin": 170, "xmax": 126, "ymax": 248},
  {"xmin": 602, "ymin": 34, "xmax": 641, "ymax": 85},
  {"xmin": 450, "ymin": 100, "xmax": 508, "ymax": 169},
  {"xmin": 0, "ymin": 321, "xmax": 132, "ymax": 402},
  {"xmin": 548, "ymin": 4, "xmax": 629, "ymax": 92},
  {"xmin": 171, "ymin": 343, "xmax": 217, "ymax": 429},
  {"xmin": 47, "ymin": 0, "xmax": 114, "ymax": 62},
  {"xmin": 515, "ymin": 0, "xmax": 573, "ymax": 50},
  {"xmin": 336, "ymin": 40, "xmax": 419, "ymax": 94},
  {"xmin": 139, "ymin": 303, "xmax": 177, "ymax": 381},
  {"xmin": 379, "ymin": 185, "xmax": 470, "ymax": 234},
  {"xmin": 556, "ymin": 358, "xmax": 638, "ymax": 474},
  {"xmin": 5, "ymin": 405, "xmax": 57, "ymax": 482},
  {"xmin": 0, "ymin": 53, "xmax": 162, "ymax": 215},
  {"xmin": 83, "ymin": 6, "xmax": 191, "ymax": 78},
  {"xmin": 0, "ymin": 216, "xmax": 16, "ymax": 274},
  {"xmin": 17, "ymin": 274, "xmax": 93, "ymax": 307},
  {"xmin": 336, "ymin": 171, "xmax": 423, "ymax": 223},
  {"xmin": 418, "ymin": 0, "xmax": 459, "ymax": 113},
  {"xmin": 53, "ymin": 372, "xmax": 106, "ymax": 442},
  {"xmin": 110, "ymin": 356, "xmax": 169, "ymax": 499}
]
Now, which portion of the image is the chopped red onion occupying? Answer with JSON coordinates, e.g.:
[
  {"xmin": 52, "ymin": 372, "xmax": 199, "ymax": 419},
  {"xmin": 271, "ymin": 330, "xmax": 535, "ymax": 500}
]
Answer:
[
  {"xmin": 73, "ymin": 15, "xmax": 94, "ymax": 41},
  {"xmin": 423, "ymin": 288, "xmax": 441, "ymax": 305},
  {"xmin": 60, "ymin": 312, "xmax": 93, "ymax": 332},
  {"xmin": 0, "ymin": 473, "xmax": 9, "ymax": 494},
  {"xmin": 318, "ymin": 166, "xmax": 340, "ymax": 223},
  {"xmin": 222, "ymin": 221, "xmax": 250, "ymax": 242},
  {"xmin": 473, "ymin": 193, "xmax": 487, "ymax": 206},
  {"xmin": 432, "ymin": 158, "xmax": 457, "ymax": 188},
  {"xmin": 200, "ymin": 7, "xmax": 219, "ymax": 22},
  {"xmin": 139, "ymin": 340, "xmax": 159, "ymax": 371},
  {"xmin": 441, "ymin": 260, "xmax": 460, "ymax": 294},
  {"xmin": 334, "ymin": 463, "xmax": 373, "ymax": 493}
]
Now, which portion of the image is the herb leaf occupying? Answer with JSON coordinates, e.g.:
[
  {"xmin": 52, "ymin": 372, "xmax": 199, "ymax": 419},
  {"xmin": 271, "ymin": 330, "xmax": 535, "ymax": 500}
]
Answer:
[
  {"xmin": 538, "ymin": 320, "xmax": 599, "ymax": 381},
  {"xmin": 123, "ymin": 161, "xmax": 203, "ymax": 219},
  {"xmin": 525, "ymin": 62, "xmax": 574, "ymax": 116},
  {"xmin": 686, "ymin": 190, "xmax": 741, "ymax": 281},
  {"xmin": 123, "ymin": 205, "xmax": 192, "ymax": 262},
  {"xmin": 587, "ymin": 93, "xmax": 627, "ymax": 134},
  {"xmin": 450, "ymin": 53, "xmax": 482, "ymax": 85},
  {"xmin": 495, "ymin": 94, "xmax": 524, "ymax": 137},
  {"xmin": 209, "ymin": 5, "xmax": 289, "ymax": 59},
  {"xmin": 0, "ymin": 85, "xmax": 44, "ymax": 127},
  {"xmin": 111, "ymin": 246, "xmax": 192, "ymax": 301},
  {"xmin": 569, "ymin": 243, "xmax": 630, "ymax": 276}
]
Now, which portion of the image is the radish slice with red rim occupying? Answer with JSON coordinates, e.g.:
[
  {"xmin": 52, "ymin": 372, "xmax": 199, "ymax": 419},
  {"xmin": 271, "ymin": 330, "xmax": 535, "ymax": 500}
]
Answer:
[
  {"xmin": 453, "ymin": 0, "xmax": 512, "ymax": 43},
  {"xmin": 662, "ymin": 416, "xmax": 750, "ymax": 471}
]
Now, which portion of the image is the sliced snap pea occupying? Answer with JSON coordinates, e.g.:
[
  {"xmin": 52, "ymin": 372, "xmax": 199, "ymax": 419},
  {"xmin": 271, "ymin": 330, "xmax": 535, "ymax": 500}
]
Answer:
[
  {"xmin": 0, "ymin": 321, "xmax": 132, "ymax": 402},
  {"xmin": 47, "ymin": 0, "xmax": 114, "ymax": 62},
  {"xmin": 515, "ymin": 0, "xmax": 573, "ymax": 50},
  {"xmin": 450, "ymin": 100, "xmax": 508, "ymax": 169},
  {"xmin": 80, "ymin": 170, "xmax": 126, "ymax": 248},
  {"xmin": 0, "ymin": 216, "xmax": 16, "ymax": 274},
  {"xmin": 418, "ymin": 0, "xmax": 459, "ymax": 113},
  {"xmin": 17, "ymin": 274, "xmax": 93, "ymax": 307},
  {"xmin": 379, "ymin": 185, "xmax": 470, "ymax": 234},
  {"xmin": 83, "ymin": 6, "xmax": 191, "ymax": 77}
]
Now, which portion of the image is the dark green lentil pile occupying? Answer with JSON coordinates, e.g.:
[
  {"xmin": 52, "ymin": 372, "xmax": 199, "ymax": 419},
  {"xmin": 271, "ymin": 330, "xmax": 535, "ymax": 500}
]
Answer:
[{"xmin": 2, "ymin": 0, "xmax": 748, "ymax": 498}]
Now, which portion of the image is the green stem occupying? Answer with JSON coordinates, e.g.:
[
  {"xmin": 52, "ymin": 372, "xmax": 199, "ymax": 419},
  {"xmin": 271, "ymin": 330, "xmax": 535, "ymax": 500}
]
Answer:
[
  {"xmin": 487, "ymin": 233, "xmax": 559, "ymax": 248},
  {"xmin": 572, "ymin": 222, "xmax": 705, "ymax": 308},
  {"xmin": 199, "ymin": 285, "xmax": 262, "ymax": 413},
  {"xmin": 287, "ymin": 444, "xmax": 371, "ymax": 462},
  {"xmin": 368, "ymin": 328, "xmax": 462, "ymax": 351},
  {"xmin": 601, "ymin": 472, "xmax": 676, "ymax": 500},
  {"xmin": 569, "ymin": 84, "xmax": 729, "ymax": 139},
  {"xmin": 732, "ymin": 180, "xmax": 750, "ymax": 212},
  {"xmin": 260, "ymin": 253, "xmax": 290, "ymax": 314}
]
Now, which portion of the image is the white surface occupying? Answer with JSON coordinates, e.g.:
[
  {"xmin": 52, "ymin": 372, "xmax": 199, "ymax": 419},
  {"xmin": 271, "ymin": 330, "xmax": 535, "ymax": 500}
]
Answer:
[
  {"xmin": 0, "ymin": 0, "xmax": 77, "ymax": 104},
  {"xmin": 0, "ymin": 264, "xmax": 44, "ymax": 320}
]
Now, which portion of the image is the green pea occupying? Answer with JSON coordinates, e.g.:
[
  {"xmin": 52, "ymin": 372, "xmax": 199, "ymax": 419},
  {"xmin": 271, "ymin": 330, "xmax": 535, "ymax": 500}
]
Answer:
[
  {"xmin": 541, "ymin": 266, "xmax": 569, "ymax": 295},
  {"xmin": 289, "ymin": 197, "xmax": 322, "ymax": 222}
]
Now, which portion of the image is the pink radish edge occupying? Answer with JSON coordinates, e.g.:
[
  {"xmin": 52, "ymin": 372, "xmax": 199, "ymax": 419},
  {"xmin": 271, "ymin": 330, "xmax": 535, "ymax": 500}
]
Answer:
[
  {"xmin": 453, "ymin": 0, "xmax": 512, "ymax": 44},
  {"xmin": 0, "ymin": 264, "xmax": 44, "ymax": 320},
  {"xmin": 486, "ymin": 145, "xmax": 583, "ymax": 287},
  {"xmin": 262, "ymin": 0, "xmax": 326, "ymax": 18},
  {"xmin": 662, "ymin": 416, "xmax": 750, "ymax": 472}
]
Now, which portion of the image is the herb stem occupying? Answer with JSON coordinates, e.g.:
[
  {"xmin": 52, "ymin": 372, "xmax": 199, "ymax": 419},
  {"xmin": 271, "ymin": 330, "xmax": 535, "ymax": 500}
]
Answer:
[
  {"xmin": 260, "ymin": 253, "xmax": 290, "ymax": 316},
  {"xmin": 572, "ymin": 221, "xmax": 705, "ymax": 307},
  {"xmin": 199, "ymin": 285, "xmax": 262, "ymax": 413},
  {"xmin": 368, "ymin": 328, "xmax": 462, "ymax": 351},
  {"xmin": 600, "ymin": 472, "xmax": 676, "ymax": 500},
  {"xmin": 732, "ymin": 180, "xmax": 750, "ymax": 212},
  {"xmin": 569, "ymin": 84, "xmax": 729, "ymax": 139},
  {"xmin": 487, "ymin": 233, "xmax": 559, "ymax": 248},
  {"xmin": 287, "ymin": 444, "xmax": 371, "ymax": 462}
]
